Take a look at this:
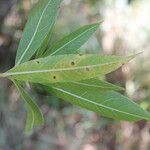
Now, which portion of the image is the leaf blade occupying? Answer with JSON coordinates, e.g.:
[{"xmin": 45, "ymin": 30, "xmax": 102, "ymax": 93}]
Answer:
[
  {"xmin": 48, "ymin": 84, "xmax": 150, "ymax": 121},
  {"xmin": 71, "ymin": 79, "xmax": 124, "ymax": 91},
  {"xmin": 43, "ymin": 23, "xmax": 100, "ymax": 56},
  {"xmin": 25, "ymin": 108, "xmax": 34, "ymax": 133},
  {"xmin": 48, "ymin": 78, "xmax": 124, "ymax": 91},
  {"xmin": 13, "ymin": 81, "xmax": 44, "ymax": 133},
  {"xmin": 7, "ymin": 54, "xmax": 135, "ymax": 84},
  {"xmin": 15, "ymin": 0, "xmax": 62, "ymax": 65}
]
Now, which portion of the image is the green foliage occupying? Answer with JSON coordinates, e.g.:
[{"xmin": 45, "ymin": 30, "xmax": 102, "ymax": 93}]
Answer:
[
  {"xmin": 13, "ymin": 80, "xmax": 44, "ymax": 133},
  {"xmin": 6, "ymin": 54, "xmax": 134, "ymax": 83},
  {"xmin": 0, "ymin": 0, "xmax": 149, "ymax": 133},
  {"xmin": 48, "ymin": 85, "xmax": 150, "ymax": 121},
  {"xmin": 15, "ymin": 0, "xmax": 62, "ymax": 65},
  {"xmin": 43, "ymin": 23, "xmax": 100, "ymax": 56},
  {"xmin": 49, "ymin": 78, "xmax": 125, "ymax": 91}
]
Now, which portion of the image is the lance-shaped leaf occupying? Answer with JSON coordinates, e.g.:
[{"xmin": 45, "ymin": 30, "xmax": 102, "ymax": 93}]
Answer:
[
  {"xmin": 5, "ymin": 54, "xmax": 135, "ymax": 84},
  {"xmin": 15, "ymin": 0, "xmax": 62, "ymax": 65},
  {"xmin": 13, "ymin": 81, "xmax": 44, "ymax": 134},
  {"xmin": 43, "ymin": 23, "xmax": 100, "ymax": 56},
  {"xmin": 47, "ymin": 84, "xmax": 150, "ymax": 121},
  {"xmin": 49, "ymin": 78, "xmax": 124, "ymax": 91}
]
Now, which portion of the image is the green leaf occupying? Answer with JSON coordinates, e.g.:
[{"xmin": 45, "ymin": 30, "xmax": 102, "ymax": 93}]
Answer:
[
  {"xmin": 72, "ymin": 79, "xmax": 124, "ymax": 91},
  {"xmin": 15, "ymin": 0, "xmax": 62, "ymax": 65},
  {"xmin": 47, "ymin": 84, "xmax": 150, "ymax": 121},
  {"xmin": 43, "ymin": 23, "xmax": 100, "ymax": 56},
  {"xmin": 5, "ymin": 54, "xmax": 135, "ymax": 84},
  {"xmin": 25, "ymin": 108, "xmax": 34, "ymax": 133},
  {"xmin": 13, "ymin": 81, "xmax": 44, "ymax": 134},
  {"xmin": 49, "ymin": 78, "xmax": 124, "ymax": 91},
  {"xmin": 35, "ymin": 22, "xmax": 55, "ymax": 58}
]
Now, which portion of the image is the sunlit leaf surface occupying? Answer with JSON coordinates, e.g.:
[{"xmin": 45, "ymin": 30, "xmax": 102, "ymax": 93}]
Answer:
[
  {"xmin": 6, "ymin": 54, "xmax": 134, "ymax": 83},
  {"xmin": 15, "ymin": 0, "xmax": 62, "ymax": 65}
]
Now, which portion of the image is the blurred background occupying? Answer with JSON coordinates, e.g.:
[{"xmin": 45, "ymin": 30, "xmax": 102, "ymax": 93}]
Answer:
[{"xmin": 0, "ymin": 0, "xmax": 150, "ymax": 149}]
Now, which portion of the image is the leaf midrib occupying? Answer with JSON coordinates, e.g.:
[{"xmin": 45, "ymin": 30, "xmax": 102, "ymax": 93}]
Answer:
[
  {"xmin": 52, "ymin": 87, "xmax": 149, "ymax": 120},
  {"xmin": 6, "ymin": 61, "xmax": 122, "ymax": 77},
  {"xmin": 16, "ymin": 0, "xmax": 52, "ymax": 65}
]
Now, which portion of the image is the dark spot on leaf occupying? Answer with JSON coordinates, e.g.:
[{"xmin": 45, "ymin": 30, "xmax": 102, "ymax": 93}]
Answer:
[
  {"xmin": 79, "ymin": 54, "xmax": 83, "ymax": 56},
  {"xmin": 86, "ymin": 67, "xmax": 90, "ymax": 71},
  {"xmin": 36, "ymin": 61, "xmax": 40, "ymax": 64},
  {"xmin": 71, "ymin": 61, "xmax": 75, "ymax": 66},
  {"xmin": 53, "ymin": 76, "xmax": 56, "ymax": 79}
]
